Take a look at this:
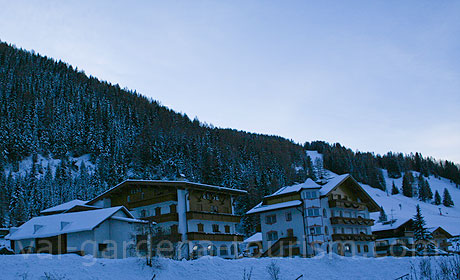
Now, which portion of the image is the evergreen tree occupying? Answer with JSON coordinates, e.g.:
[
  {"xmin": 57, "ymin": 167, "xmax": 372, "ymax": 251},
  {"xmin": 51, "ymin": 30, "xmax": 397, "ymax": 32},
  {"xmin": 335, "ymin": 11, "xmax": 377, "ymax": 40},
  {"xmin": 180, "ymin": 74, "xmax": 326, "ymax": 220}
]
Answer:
[
  {"xmin": 442, "ymin": 188, "xmax": 454, "ymax": 207},
  {"xmin": 412, "ymin": 205, "xmax": 432, "ymax": 250},
  {"xmin": 378, "ymin": 206, "xmax": 388, "ymax": 222},
  {"xmin": 402, "ymin": 172, "xmax": 414, "ymax": 197},
  {"xmin": 434, "ymin": 190, "xmax": 441, "ymax": 205},
  {"xmin": 391, "ymin": 181, "xmax": 399, "ymax": 195}
]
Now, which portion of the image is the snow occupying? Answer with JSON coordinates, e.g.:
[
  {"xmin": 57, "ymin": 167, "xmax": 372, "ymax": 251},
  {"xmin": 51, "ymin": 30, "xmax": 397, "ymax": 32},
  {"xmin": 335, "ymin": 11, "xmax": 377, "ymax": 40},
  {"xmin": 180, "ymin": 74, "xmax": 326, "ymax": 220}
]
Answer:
[
  {"xmin": 3, "ymin": 154, "xmax": 95, "ymax": 178},
  {"xmin": 363, "ymin": 170, "xmax": 460, "ymax": 235},
  {"xmin": 244, "ymin": 232, "xmax": 262, "ymax": 243},
  {"xmin": 319, "ymin": 174, "xmax": 350, "ymax": 195},
  {"xmin": 6, "ymin": 207, "xmax": 133, "ymax": 240},
  {"xmin": 246, "ymin": 200, "xmax": 302, "ymax": 215},
  {"xmin": 306, "ymin": 150, "xmax": 323, "ymax": 163},
  {"xmin": 0, "ymin": 254, "xmax": 432, "ymax": 280},
  {"xmin": 41, "ymin": 199, "xmax": 89, "ymax": 214},
  {"xmin": 267, "ymin": 178, "xmax": 321, "ymax": 197}
]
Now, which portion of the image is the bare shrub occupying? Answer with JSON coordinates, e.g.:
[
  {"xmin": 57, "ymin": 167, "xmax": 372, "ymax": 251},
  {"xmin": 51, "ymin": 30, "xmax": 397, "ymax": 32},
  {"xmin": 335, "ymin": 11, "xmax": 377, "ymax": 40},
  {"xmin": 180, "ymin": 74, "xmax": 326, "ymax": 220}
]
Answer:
[
  {"xmin": 410, "ymin": 255, "xmax": 460, "ymax": 280},
  {"xmin": 267, "ymin": 260, "xmax": 281, "ymax": 280},
  {"xmin": 242, "ymin": 267, "xmax": 253, "ymax": 280}
]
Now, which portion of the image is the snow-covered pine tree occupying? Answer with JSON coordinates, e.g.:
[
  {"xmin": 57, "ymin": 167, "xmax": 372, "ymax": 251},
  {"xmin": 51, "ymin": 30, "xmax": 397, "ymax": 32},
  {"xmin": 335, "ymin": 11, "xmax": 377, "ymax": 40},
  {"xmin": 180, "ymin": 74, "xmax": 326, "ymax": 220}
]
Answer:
[
  {"xmin": 412, "ymin": 204, "xmax": 432, "ymax": 250},
  {"xmin": 442, "ymin": 188, "xmax": 454, "ymax": 207},
  {"xmin": 434, "ymin": 190, "xmax": 442, "ymax": 205},
  {"xmin": 391, "ymin": 181, "xmax": 399, "ymax": 195}
]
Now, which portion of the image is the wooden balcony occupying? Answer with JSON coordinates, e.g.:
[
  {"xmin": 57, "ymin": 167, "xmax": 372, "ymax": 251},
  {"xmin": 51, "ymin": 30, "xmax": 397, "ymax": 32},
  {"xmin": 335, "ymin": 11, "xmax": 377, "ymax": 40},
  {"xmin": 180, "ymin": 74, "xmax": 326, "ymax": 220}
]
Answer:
[
  {"xmin": 186, "ymin": 211, "xmax": 241, "ymax": 223},
  {"xmin": 328, "ymin": 199, "xmax": 367, "ymax": 211},
  {"xmin": 330, "ymin": 216, "xmax": 374, "ymax": 226},
  {"xmin": 187, "ymin": 232, "xmax": 244, "ymax": 242},
  {"xmin": 142, "ymin": 212, "xmax": 179, "ymax": 223},
  {"xmin": 332, "ymin": 233, "xmax": 376, "ymax": 242},
  {"xmin": 127, "ymin": 193, "xmax": 178, "ymax": 209}
]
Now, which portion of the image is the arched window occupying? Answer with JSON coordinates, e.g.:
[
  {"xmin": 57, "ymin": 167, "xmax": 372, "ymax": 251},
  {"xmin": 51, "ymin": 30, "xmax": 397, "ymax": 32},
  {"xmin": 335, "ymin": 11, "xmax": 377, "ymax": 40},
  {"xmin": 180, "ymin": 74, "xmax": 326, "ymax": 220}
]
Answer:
[
  {"xmin": 219, "ymin": 245, "xmax": 228, "ymax": 256},
  {"xmin": 192, "ymin": 244, "xmax": 204, "ymax": 258},
  {"xmin": 207, "ymin": 244, "xmax": 217, "ymax": 256}
]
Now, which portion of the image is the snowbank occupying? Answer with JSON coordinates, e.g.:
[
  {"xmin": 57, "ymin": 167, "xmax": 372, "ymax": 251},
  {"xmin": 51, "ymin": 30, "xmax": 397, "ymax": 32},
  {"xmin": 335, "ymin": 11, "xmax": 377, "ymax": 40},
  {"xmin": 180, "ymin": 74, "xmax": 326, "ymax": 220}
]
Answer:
[{"xmin": 1, "ymin": 254, "xmax": 423, "ymax": 280}]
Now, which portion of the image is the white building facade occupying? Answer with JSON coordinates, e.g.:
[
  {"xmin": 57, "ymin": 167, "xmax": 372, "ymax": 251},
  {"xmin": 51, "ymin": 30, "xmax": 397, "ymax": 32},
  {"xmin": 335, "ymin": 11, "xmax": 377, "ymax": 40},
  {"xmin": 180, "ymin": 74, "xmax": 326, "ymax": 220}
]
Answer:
[{"xmin": 247, "ymin": 175, "xmax": 379, "ymax": 257}]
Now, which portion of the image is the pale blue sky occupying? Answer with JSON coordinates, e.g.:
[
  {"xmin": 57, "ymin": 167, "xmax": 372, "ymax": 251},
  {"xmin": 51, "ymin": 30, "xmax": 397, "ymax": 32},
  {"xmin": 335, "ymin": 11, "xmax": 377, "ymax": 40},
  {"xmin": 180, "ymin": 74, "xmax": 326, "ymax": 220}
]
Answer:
[{"xmin": 1, "ymin": 0, "xmax": 460, "ymax": 162}]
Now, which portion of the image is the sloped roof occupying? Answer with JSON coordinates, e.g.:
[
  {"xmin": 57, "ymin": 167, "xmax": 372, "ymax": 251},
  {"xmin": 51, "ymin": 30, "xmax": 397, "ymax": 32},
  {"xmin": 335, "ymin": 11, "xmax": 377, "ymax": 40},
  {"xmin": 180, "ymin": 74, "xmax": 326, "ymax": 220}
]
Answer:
[
  {"xmin": 318, "ymin": 174, "xmax": 350, "ymax": 195},
  {"xmin": 41, "ymin": 199, "xmax": 88, "ymax": 214},
  {"xmin": 6, "ymin": 206, "xmax": 141, "ymax": 240},
  {"xmin": 372, "ymin": 218, "xmax": 412, "ymax": 232},
  {"xmin": 266, "ymin": 179, "xmax": 321, "ymax": 197},
  {"xmin": 88, "ymin": 179, "xmax": 247, "ymax": 205},
  {"xmin": 246, "ymin": 200, "xmax": 302, "ymax": 215},
  {"xmin": 244, "ymin": 232, "xmax": 262, "ymax": 243}
]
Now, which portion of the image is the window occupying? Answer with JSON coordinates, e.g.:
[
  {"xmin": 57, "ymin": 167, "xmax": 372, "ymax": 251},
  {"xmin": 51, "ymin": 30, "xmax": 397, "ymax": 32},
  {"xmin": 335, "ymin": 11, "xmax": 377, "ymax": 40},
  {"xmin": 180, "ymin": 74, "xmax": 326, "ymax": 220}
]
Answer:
[
  {"xmin": 330, "ymin": 210, "xmax": 335, "ymax": 217},
  {"xmin": 224, "ymin": 225, "xmax": 230, "ymax": 233},
  {"xmin": 211, "ymin": 205, "xmax": 218, "ymax": 213},
  {"xmin": 309, "ymin": 226, "xmax": 321, "ymax": 235},
  {"xmin": 344, "ymin": 244, "xmax": 351, "ymax": 253},
  {"xmin": 155, "ymin": 207, "xmax": 161, "ymax": 216},
  {"xmin": 304, "ymin": 191, "xmax": 311, "ymax": 199},
  {"xmin": 266, "ymin": 215, "xmax": 277, "ymax": 225},
  {"xmin": 197, "ymin": 223, "xmax": 204, "ymax": 232},
  {"xmin": 341, "ymin": 228, "xmax": 345, "ymax": 234},
  {"xmin": 287, "ymin": 228, "xmax": 294, "ymax": 237},
  {"xmin": 267, "ymin": 231, "xmax": 278, "ymax": 241},
  {"xmin": 207, "ymin": 245, "xmax": 217, "ymax": 256},
  {"xmin": 307, "ymin": 208, "xmax": 320, "ymax": 217},
  {"xmin": 339, "ymin": 211, "xmax": 343, "ymax": 217},
  {"xmin": 325, "ymin": 226, "xmax": 329, "ymax": 235},
  {"xmin": 127, "ymin": 195, "xmax": 131, "ymax": 202},
  {"xmin": 212, "ymin": 224, "xmax": 220, "ymax": 233},
  {"xmin": 230, "ymin": 244, "xmax": 236, "ymax": 255},
  {"xmin": 311, "ymin": 191, "xmax": 318, "ymax": 199},
  {"xmin": 140, "ymin": 209, "xmax": 146, "ymax": 218},
  {"xmin": 333, "ymin": 227, "xmax": 337, "ymax": 234},
  {"xmin": 98, "ymin": 243, "xmax": 108, "ymax": 251},
  {"xmin": 169, "ymin": 204, "xmax": 177, "ymax": 213},
  {"xmin": 364, "ymin": 245, "xmax": 369, "ymax": 252},
  {"xmin": 285, "ymin": 211, "xmax": 292, "ymax": 221},
  {"xmin": 323, "ymin": 209, "xmax": 327, "ymax": 218},
  {"xmin": 357, "ymin": 245, "xmax": 361, "ymax": 253},
  {"xmin": 219, "ymin": 245, "xmax": 228, "ymax": 256}
]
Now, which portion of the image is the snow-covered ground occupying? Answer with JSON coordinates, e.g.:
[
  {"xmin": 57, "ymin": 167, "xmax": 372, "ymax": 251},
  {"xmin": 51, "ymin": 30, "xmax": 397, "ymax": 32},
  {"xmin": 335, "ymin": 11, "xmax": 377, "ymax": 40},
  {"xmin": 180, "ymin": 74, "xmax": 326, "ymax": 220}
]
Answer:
[{"xmin": 0, "ymin": 254, "xmax": 426, "ymax": 280}]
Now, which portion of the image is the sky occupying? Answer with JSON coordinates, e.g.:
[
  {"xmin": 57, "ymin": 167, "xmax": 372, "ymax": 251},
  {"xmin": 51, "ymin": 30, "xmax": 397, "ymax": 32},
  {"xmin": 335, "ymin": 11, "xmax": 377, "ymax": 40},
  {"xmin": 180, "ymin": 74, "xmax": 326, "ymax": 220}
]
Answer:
[{"xmin": 1, "ymin": 0, "xmax": 460, "ymax": 163}]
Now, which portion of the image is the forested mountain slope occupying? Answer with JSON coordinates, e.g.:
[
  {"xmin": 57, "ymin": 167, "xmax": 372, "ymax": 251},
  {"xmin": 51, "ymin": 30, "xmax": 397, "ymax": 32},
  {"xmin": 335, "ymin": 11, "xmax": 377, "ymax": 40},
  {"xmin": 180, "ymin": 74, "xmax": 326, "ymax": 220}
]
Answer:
[{"xmin": 0, "ymin": 41, "xmax": 459, "ymax": 232}]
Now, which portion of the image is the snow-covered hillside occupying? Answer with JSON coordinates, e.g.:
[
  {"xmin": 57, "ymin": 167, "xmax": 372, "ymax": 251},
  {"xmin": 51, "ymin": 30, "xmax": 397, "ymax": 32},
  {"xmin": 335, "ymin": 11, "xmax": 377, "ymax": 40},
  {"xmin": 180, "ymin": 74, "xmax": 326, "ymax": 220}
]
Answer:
[
  {"xmin": 0, "ymin": 254, "xmax": 427, "ymax": 280},
  {"xmin": 308, "ymin": 148, "xmax": 460, "ymax": 235},
  {"xmin": 366, "ymin": 170, "xmax": 460, "ymax": 234},
  {"xmin": 3, "ymin": 154, "xmax": 95, "ymax": 178}
]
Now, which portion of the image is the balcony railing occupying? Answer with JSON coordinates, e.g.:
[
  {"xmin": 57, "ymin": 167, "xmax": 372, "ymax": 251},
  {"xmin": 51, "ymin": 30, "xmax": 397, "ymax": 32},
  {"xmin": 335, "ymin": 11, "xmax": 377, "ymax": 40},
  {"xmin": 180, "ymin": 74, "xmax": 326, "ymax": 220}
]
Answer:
[
  {"xmin": 332, "ymin": 233, "xmax": 376, "ymax": 242},
  {"xmin": 127, "ymin": 193, "xmax": 178, "ymax": 208},
  {"xmin": 328, "ymin": 199, "xmax": 367, "ymax": 211},
  {"xmin": 142, "ymin": 212, "xmax": 179, "ymax": 223},
  {"xmin": 187, "ymin": 232, "xmax": 244, "ymax": 242},
  {"xmin": 330, "ymin": 216, "xmax": 374, "ymax": 226},
  {"xmin": 186, "ymin": 211, "xmax": 241, "ymax": 223}
]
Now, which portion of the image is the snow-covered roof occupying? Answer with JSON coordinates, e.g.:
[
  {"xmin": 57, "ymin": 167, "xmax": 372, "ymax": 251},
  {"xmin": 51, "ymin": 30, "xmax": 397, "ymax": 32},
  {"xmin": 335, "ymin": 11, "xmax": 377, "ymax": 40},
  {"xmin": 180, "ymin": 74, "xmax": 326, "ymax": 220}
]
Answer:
[
  {"xmin": 244, "ymin": 232, "xmax": 262, "ymax": 243},
  {"xmin": 6, "ymin": 206, "xmax": 141, "ymax": 240},
  {"xmin": 41, "ymin": 199, "xmax": 88, "ymax": 214},
  {"xmin": 372, "ymin": 218, "xmax": 412, "ymax": 232},
  {"xmin": 319, "ymin": 174, "xmax": 350, "ymax": 195},
  {"xmin": 266, "ymin": 178, "xmax": 321, "ymax": 197},
  {"xmin": 246, "ymin": 200, "xmax": 302, "ymax": 215}
]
